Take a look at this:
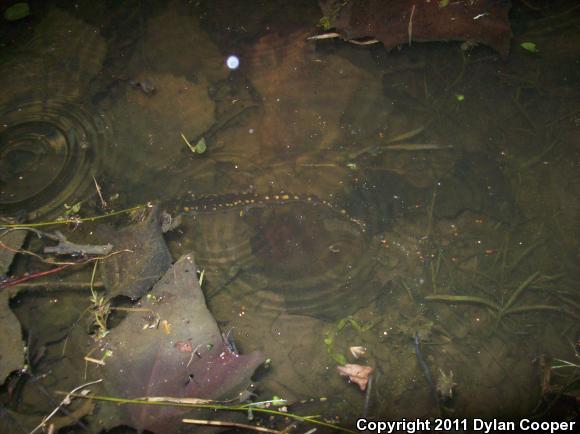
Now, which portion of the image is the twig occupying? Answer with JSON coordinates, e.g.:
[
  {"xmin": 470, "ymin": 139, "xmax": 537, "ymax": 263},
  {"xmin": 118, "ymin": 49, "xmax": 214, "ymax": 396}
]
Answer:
[
  {"xmin": 29, "ymin": 379, "xmax": 102, "ymax": 434},
  {"xmin": 92, "ymin": 176, "xmax": 108, "ymax": 209},
  {"xmin": 408, "ymin": 4, "xmax": 416, "ymax": 46},
  {"xmin": 10, "ymin": 280, "xmax": 105, "ymax": 289},
  {"xmin": 44, "ymin": 231, "xmax": 113, "ymax": 256},
  {"xmin": 0, "ymin": 250, "xmax": 131, "ymax": 290},
  {"xmin": 1, "ymin": 263, "xmax": 74, "ymax": 291},
  {"xmin": 346, "ymin": 123, "xmax": 428, "ymax": 160},
  {"xmin": 306, "ymin": 32, "xmax": 341, "ymax": 41},
  {"xmin": 425, "ymin": 188, "xmax": 437, "ymax": 241},
  {"xmin": 183, "ymin": 418, "xmax": 280, "ymax": 433},
  {"xmin": 181, "ymin": 133, "xmax": 196, "ymax": 153},
  {"xmin": 363, "ymin": 373, "xmax": 373, "ymax": 418}
]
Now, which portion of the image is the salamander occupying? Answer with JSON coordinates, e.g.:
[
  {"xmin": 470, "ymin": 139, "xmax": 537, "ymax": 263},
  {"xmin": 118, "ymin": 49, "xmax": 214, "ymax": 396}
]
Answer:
[{"xmin": 181, "ymin": 191, "xmax": 366, "ymax": 232}]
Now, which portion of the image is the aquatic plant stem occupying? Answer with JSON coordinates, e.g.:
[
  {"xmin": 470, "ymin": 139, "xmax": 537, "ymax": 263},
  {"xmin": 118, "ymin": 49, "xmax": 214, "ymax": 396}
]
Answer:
[
  {"xmin": 31, "ymin": 379, "xmax": 103, "ymax": 434},
  {"xmin": 503, "ymin": 305, "xmax": 580, "ymax": 321},
  {"xmin": 182, "ymin": 418, "xmax": 279, "ymax": 433},
  {"xmin": 0, "ymin": 263, "xmax": 73, "ymax": 290},
  {"xmin": 1, "ymin": 204, "xmax": 148, "ymax": 228},
  {"xmin": 60, "ymin": 393, "xmax": 356, "ymax": 433},
  {"xmin": 497, "ymin": 271, "xmax": 540, "ymax": 319}
]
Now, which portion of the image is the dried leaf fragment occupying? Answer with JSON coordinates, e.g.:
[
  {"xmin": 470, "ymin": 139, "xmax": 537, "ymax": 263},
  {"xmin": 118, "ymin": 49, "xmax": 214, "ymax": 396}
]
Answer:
[{"xmin": 337, "ymin": 363, "xmax": 374, "ymax": 391}]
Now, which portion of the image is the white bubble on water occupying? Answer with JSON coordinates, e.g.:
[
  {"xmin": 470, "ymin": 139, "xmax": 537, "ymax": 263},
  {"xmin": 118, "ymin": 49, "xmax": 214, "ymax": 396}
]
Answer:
[{"xmin": 226, "ymin": 55, "xmax": 240, "ymax": 70}]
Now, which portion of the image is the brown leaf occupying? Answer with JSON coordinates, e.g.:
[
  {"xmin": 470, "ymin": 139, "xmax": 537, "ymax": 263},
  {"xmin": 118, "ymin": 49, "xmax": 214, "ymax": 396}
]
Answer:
[{"xmin": 337, "ymin": 363, "xmax": 374, "ymax": 391}]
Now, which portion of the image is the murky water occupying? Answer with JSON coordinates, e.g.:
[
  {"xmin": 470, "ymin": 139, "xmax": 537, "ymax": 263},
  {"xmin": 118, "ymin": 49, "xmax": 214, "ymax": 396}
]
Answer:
[{"xmin": 1, "ymin": 1, "xmax": 579, "ymax": 433}]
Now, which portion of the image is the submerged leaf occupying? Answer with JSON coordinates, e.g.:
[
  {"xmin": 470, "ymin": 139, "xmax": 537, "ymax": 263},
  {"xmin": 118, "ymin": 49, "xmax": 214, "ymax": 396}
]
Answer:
[
  {"xmin": 520, "ymin": 42, "xmax": 539, "ymax": 53},
  {"xmin": 100, "ymin": 254, "xmax": 264, "ymax": 433},
  {"xmin": 99, "ymin": 204, "xmax": 172, "ymax": 299},
  {"xmin": 319, "ymin": 16, "xmax": 331, "ymax": 30},
  {"xmin": 194, "ymin": 136, "xmax": 207, "ymax": 154},
  {"xmin": 4, "ymin": 3, "xmax": 30, "ymax": 21}
]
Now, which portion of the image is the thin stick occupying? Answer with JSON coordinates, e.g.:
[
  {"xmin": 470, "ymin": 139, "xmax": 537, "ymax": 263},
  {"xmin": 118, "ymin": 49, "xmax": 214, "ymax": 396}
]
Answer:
[
  {"xmin": 181, "ymin": 133, "xmax": 196, "ymax": 153},
  {"xmin": 89, "ymin": 261, "xmax": 99, "ymax": 304},
  {"xmin": 182, "ymin": 418, "xmax": 280, "ymax": 433},
  {"xmin": 347, "ymin": 38, "xmax": 379, "ymax": 46},
  {"xmin": 306, "ymin": 32, "xmax": 341, "ymax": 41},
  {"xmin": 0, "ymin": 249, "xmax": 130, "ymax": 291},
  {"xmin": 408, "ymin": 4, "xmax": 416, "ymax": 46},
  {"xmin": 347, "ymin": 123, "xmax": 428, "ymax": 160},
  {"xmin": 425, "ymin": 188, "xmax": 437, "ymax": 241},
  {"xmin": 2, "ymin": 281, "xmax": 105, "ymax": 289},
  {"xmin": 0, "ymin": 263, "xmax": 74, "ymax": 290},
  {"xmin": 30, "ymin": 379, "xmax": 102, "ymax": 434},
  {"xmin": 92, "ymin": 176, "xmax": 107, "ymax": 209}
]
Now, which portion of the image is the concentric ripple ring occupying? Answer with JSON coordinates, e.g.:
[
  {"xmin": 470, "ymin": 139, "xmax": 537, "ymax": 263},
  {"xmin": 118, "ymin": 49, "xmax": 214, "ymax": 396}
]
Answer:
[{"xmin": 0, "ymin": 100, "xmax": 108, "ymax": 219}]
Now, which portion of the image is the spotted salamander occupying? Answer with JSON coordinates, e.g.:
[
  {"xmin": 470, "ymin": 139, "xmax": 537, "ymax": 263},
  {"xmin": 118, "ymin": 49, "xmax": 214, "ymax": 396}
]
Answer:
[{"xmin": 181, "ymin": 191, "xmax": 366, "ymax": 231}]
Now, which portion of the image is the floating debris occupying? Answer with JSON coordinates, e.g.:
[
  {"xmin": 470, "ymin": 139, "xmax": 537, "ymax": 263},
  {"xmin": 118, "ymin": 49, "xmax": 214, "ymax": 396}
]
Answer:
[{"xmin": 349, "ymin": 346, "xmax": 366, "ymax": 359}]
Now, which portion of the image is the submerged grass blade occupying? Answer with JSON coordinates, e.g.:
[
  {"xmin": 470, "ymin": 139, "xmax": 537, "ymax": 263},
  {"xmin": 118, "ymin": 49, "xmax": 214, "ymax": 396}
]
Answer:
[
  {"xmin": 424, "ymin": 294, "xmax": 501, "ymax": 311},
  {"xmin": 501, "ymin": 271, "xmax": 540, "ymax": 314}
]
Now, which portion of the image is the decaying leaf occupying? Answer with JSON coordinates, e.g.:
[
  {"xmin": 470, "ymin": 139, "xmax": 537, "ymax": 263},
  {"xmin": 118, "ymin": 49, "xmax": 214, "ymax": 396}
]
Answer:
[
  {"xmin": 0, "ymin": 223, "xmax": 27, "ymax": 382},
  {"xmin": 317, "ymin": 0, "xmax": 512, "ymax": 57},
  {"xmin": 99, "ymin": 253, "xmax": 265, "ymax": 433},
  {"xmin": 337, "ymin": 363, "xmax": 374, "ymax": 391},
  {"xmin": 99, "ymin": 204, "xmax": 172, "ymax": 299}
]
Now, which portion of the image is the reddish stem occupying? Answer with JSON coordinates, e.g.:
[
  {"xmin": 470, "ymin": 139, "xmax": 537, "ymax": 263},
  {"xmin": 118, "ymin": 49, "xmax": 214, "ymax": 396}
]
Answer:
[{"xmin": 0, "ymin": 263, "xmax": 74, "ymax": 290}]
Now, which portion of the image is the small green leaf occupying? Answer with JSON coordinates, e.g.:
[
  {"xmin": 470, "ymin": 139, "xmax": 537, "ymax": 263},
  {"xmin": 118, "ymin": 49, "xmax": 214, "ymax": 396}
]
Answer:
[
  {"xmin": 520, "ymin": 42, "xmax": 538, "ymax": 53},
  {"xmin": 336, "ymin": 318, "xmax": 348, "ymax": 332},
  {"xmin": 271, "ymin": 395, "xmax": 286, "ymax": 405},
  {"xmin": 455, "ymin": 94, "xmax": 465, "ymax": 102},
  {"xmin": 333, "ymin": 353, "xmax": 347, "ymax": 365},
  {"xmin": 4, "ymin": 3, "xmax": 30, "ymax": 21},
  {"xmin": 319, "ymin": 16, "xmax": 331, "ymax": 31},
  {"xmin": 63, "ymin": 201, "xmax": 82, "ymax": 216},
  {"xmin": 348, "ymin": 318, "xmax": 363, "ymax": 332},
  {"xmin": 438, "ymin": 0, "xmax": 449, "ymax": 7},
  {"xmin": 194, "ymin": 137, "xmax": 207, "ymax": 154},
  {"xmin": 323, "ymin": 334, "xmax": 334, "ymax": 347}
]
